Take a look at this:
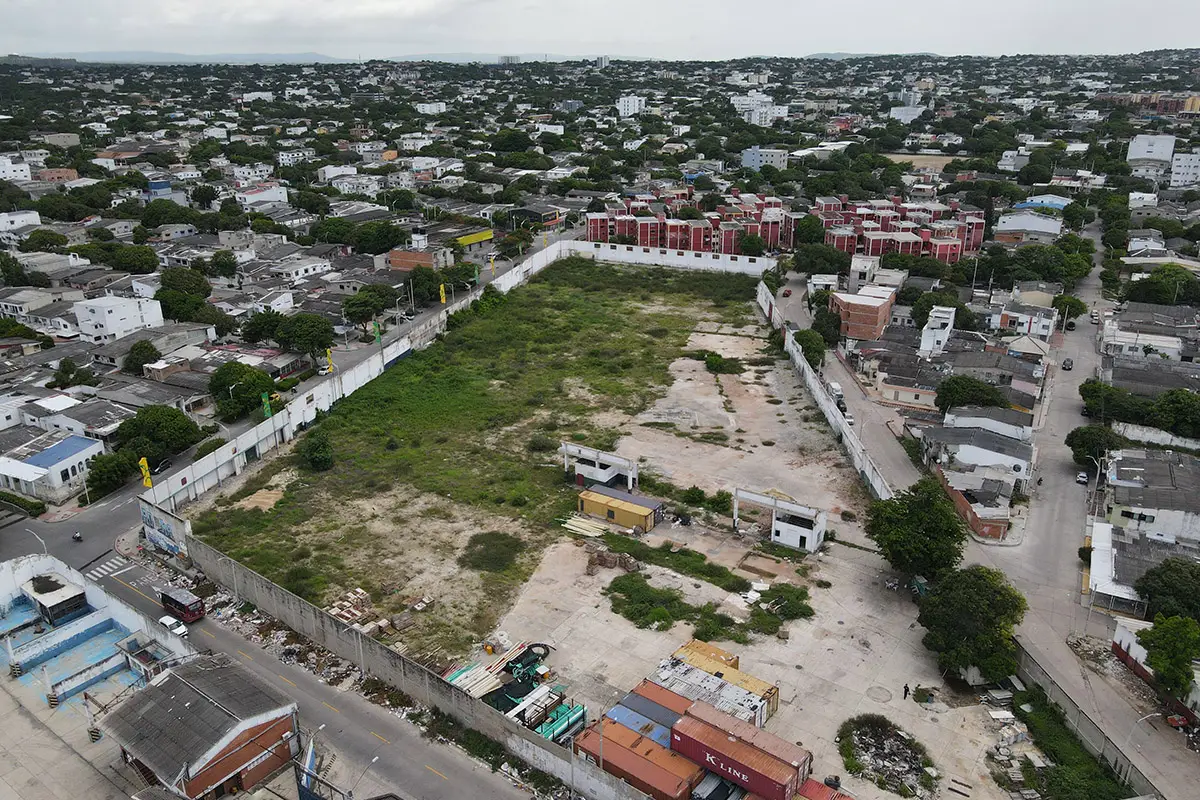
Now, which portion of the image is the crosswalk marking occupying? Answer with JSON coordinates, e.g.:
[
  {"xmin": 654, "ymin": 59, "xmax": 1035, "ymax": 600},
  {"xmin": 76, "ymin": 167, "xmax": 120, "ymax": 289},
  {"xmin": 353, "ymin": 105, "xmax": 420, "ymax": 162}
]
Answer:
[{"xmin": 85, "ymin": 556, "xmax": 129, "ymax": 580}]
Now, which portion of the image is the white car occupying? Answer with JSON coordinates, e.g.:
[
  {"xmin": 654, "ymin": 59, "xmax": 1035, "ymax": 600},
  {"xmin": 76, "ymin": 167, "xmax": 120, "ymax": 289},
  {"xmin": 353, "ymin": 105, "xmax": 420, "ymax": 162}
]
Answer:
[
  {"xmin": 1075, "ymin": 472, "xmax": 1089, "ymax": 485},
  {"xmin": 843, "ymin": 412, "xmax": 855, "ymax": 426},
  {"xmin": 158, "ymin": 615, "xmax": 188, "ymax": 638}
]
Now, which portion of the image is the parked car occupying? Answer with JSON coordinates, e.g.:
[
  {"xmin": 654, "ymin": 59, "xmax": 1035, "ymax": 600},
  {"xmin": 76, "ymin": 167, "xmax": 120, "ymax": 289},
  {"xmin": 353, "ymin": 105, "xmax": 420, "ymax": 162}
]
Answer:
[
  {"xmin": 1066, "ymin": 320, "xmax": 1076, "ymax": 331},
  {"xmin": 1075, "ymin": 472, "xmax": 1090, "ymax": 485},
  {"xmin": 318, "ymin": 366, "xmax": 334, "ymax": 376},
  {"xmin": 1062, "ymin": 358, "xmax": 1073, "ymax": 370},
  {"xmin": 158, "ymin": 615, "xmax": 188, "ymax": 638},
  {"xmin": 150, "ymin": 458, "xmax": 172, "ymax": 475},
  {"xmin": 844, "ymin": 412, "xmax": 855, "ymax": 426},
  {"xmin": 782, "ymin": 289, "xmax": 792, "ymax": 297}
]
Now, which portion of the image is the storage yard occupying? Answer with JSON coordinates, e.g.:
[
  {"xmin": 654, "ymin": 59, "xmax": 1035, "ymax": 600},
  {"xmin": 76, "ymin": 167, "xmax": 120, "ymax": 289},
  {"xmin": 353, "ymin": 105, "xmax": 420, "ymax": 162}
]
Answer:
[{"xmin": 494, "ymin": 534, "xmax": 1011, "ymax": 800}]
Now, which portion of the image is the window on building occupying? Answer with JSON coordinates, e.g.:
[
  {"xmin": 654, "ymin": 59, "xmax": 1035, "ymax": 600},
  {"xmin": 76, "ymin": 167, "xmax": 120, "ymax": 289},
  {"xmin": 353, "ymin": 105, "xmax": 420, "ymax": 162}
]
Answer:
[
  {"xmin": 59, "ymin": 469, "xmax": 69, "ymax": 482},
  {"xmin": 606, "ymin": 509, "xmax": 615, "ymax": 520},
  {"xmin": 70, "ymin": 465, "xmax": 77, "ymax": 476}
]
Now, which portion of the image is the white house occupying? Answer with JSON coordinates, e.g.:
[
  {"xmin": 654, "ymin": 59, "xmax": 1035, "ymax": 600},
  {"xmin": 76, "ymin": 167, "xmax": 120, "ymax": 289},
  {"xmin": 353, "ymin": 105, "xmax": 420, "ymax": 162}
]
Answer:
[
  {"xmin": 71, "ymin": 296, "xmax": 164, "ymax": 343},
  {"xmin": 0, "ymin": 428, "xmax": 105, "ymax": 503},
  {"xmin": 253, "ymin": 290, "xmax": 294, "ymax": 314},
  {"xmin": 943, "ymin": 406, "xmax": 1034, "ymax": 443},
  {"xmin": 234, "ymin": 183, "xmax": 289, "ymax": 207},
  {"xmin": 270, "ymin": 257, "xmax": 331, "ymax": 282},
  {"xmin": 0, "ymin": 156, "xmax": 31, "ymax": 182},
  {"xmin": 415, "ymin": 102, "xmax": 447, "ymax": 115},
  {"xmin": 1171, "ymin": 150, "xmax": 1200, "ymax": 189},
  {"xmin": 923, "ymin": 427, "xmax": 1035, "ymax": 485},
  {"xmin": 277, "ymin": 148, "xmax": 316, "ymax": 167},
  {"xmin": 1127, "ymin": 134, "xmax": 1176, "ymax": 181},
  {"xmin": 230, "ymin": 163, "xmax": 273, "ymax": 184},
  {"xmin": 0, "ymin": 210, "xmax": 40, "ymax": 232},
  {"xmin": 318, "ymin": 164, "xmax": 357, "ymax": 183},
  {"xmin": 918, "ymin": 305, "xmax": 955, "ymax": 357}
]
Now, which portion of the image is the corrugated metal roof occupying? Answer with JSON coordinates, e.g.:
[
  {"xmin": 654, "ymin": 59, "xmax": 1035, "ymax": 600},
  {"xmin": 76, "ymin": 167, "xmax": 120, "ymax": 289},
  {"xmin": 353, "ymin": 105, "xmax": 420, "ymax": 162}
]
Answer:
[
  {"xmin": 673, "ymin": 716, "xmax": 797, "ymax": 787},
  {"xmin": 100, "ymin": 654, "xmax": 295, "ymax": 783},
  {"xmin": 606, "ymin": 705, "xmax": 670, "ymax": 748},
  {"xmin": 584, "ymin": 484, "xmax": 662, "ymax": 510}
]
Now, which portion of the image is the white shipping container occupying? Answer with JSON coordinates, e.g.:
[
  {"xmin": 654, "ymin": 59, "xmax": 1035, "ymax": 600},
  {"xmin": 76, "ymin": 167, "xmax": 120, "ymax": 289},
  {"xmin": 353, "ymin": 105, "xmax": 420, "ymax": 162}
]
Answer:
[{"xmin": 649, "ymin": 659, "xmax": 767, "ymax": 727}]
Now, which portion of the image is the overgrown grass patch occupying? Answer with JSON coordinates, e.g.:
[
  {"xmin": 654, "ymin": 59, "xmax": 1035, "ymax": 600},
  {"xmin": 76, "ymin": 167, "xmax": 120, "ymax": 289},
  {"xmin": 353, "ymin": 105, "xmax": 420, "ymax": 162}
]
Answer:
[
  {"xmin": 192, "ymin": 258, "xmax": 757, "ymax": 608},
  {"xmin": 1012, "ymin": 688, "xmax": 1128, "ymax": 800},
  {"xmin": 458, "ymin": 531, "xmax": 526, "ymax": 573},
  {"xmin": 602, "ymin": 534, "xmax": 751, "ymax": 592}
]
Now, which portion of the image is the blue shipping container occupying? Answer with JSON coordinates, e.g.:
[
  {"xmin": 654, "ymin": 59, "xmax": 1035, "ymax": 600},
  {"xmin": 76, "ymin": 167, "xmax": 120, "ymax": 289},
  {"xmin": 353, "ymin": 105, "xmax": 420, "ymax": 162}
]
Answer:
[
  {"xmin": 619, "ymin": 690, "xmax": 682, "ymax": 729},
  {"xmin": 605, "ymin": 704, "xmax": 671, "ymax": 748}
]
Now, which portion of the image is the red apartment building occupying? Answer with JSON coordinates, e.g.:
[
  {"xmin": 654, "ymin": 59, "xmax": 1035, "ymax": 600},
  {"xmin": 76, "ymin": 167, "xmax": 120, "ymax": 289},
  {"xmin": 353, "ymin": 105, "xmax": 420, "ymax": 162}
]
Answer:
[{"xmin": 829, "ymin": 287, "xmax": 896, "ymax": 341}]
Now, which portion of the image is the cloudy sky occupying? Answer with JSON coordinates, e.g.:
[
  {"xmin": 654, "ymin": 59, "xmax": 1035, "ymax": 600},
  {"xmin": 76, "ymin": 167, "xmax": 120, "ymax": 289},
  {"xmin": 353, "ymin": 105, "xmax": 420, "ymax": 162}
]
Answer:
[{"xmin": 6, "ymin": 0, "xmax": 1199, "ymax": 60}]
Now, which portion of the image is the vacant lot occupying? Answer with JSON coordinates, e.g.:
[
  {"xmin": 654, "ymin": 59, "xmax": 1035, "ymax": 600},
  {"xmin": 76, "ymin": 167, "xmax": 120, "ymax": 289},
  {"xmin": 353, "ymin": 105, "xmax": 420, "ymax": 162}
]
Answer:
[
  {"xmin": 882, "ymin": 152, "xmax": 957, "ymax": 171},
  {"xmin": 191, "ymin": 258, "xmax": 761, "ymax": 653},
  {"xmin": 497, "ymin": 537, "xmax": 1008, "ymax": 800}
]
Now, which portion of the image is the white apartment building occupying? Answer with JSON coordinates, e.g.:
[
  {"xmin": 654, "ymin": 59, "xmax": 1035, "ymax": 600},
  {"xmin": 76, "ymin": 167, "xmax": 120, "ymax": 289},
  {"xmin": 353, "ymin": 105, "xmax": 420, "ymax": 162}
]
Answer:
[
  {"xmin": 0, "ymin": 156, "xmax": 31, "ymax": 182},
  {"xmin": 71, "ymin": 296, "xmax": 164, "ymax": 343},
  {"xmin": 234, "ymin": 183, "xmax": 289, "ymax": 206},
  {"xmin": 744, "ymin": 106, "xmax": 789, "ymax": 127},
  {"xmin": 398, "ymin": 133, "xmax": 434, "ymax": 151},
  {"xmin": 0, "ymin": 210, "xmax": 40, "ymax": 232},
  {"xmin": 415, "ymin": 102, "xmax": 447, "ymax": 115},
  {"xmin": 1127, "ymin": 134, "xmax": 1176, "ymax": 182},
  {"xmin": 1171, "ymin": 150, "xmax": 1200, "ymax": 189},
  {"xmin": 318, "ymin": 164, "xmax": 357, "ymax": 183},
  {"xmin": 230, "ymin": 163, "xmax": 273, "ymax": 184},
  {"xmin": 616, "ymin": 95, "xmax": 647, "ymax": 117},
  {"xmin": 741, "ymin": 145, "xmax": 789, "ymax": 172},
  {"xmin": 277, "ymin": 148, "xmax": 317, "ymax": 167}
]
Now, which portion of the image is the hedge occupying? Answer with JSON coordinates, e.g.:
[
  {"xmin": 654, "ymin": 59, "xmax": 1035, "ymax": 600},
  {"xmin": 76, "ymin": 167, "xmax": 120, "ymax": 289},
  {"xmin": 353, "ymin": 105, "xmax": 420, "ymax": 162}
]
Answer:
[{"xmin": 0, "ymin": 491, "xmax": 47, "ymax": 517}]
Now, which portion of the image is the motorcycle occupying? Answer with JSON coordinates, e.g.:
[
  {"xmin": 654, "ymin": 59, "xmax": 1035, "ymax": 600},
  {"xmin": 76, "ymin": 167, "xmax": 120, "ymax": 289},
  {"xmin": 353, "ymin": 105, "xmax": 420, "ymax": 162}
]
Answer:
[{"xmin": 72, "ymin": 531, "xmax": 82, "ymax": 542}]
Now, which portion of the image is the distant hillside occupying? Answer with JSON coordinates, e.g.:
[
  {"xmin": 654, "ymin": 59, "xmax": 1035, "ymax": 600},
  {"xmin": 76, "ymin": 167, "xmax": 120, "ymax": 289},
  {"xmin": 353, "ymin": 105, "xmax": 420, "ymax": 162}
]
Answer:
[
  {"xmin": 27, "ymin": 51, "xmax": 353, "ymax": 64},
  {"xmin": 807, "ymin": 52, "xmax": 939, "ymax": 60},
  {"xmin": 388, "ymin": 52, "xmax": 597, "ymax": 63}
]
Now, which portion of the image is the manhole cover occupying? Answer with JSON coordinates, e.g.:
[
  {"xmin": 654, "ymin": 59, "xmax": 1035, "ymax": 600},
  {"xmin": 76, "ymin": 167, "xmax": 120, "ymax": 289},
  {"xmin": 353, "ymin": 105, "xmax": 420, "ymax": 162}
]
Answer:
[{"xmin": 866, "ymin": 685, "xmax": 893, "ymax": 703}]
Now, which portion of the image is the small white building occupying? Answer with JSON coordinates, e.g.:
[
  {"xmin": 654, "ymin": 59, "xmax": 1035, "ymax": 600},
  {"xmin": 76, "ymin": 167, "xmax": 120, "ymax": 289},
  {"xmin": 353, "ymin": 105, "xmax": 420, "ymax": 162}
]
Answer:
[
  {"xmin": 0, "ymin": 428, "xmax": 104, "ymax": 503},
  {"xmin": 234, "ymin": 183, "xmax": 289, "ymax": 207},
  {"xmin": 415, "ymin": 102, "xmax": 447, "ymax": 115},
  {"xmin": 71, "ymin": 296, "xmax": 164, "ymax": 343},
  {"xmin": 0, "ymin": 210, "xmax": 40, "ymax": 232},
  {"xmin": 277, "ymin": 148, "xmax": 317, "ymax": 167},
  {"xmin": 943, "ymin": 406, "xmax": 1034, "ymax": 443},
  {"xmin": 918, "ymin": 305, "xmax": 955, "ymax": 357},
  {"xmin": 317, "ymin": 164, "xmax": 357, "ymax": 183},
  {"xmin": 616, "ymin": 95, "xmax": 646, "ymax": 117}
]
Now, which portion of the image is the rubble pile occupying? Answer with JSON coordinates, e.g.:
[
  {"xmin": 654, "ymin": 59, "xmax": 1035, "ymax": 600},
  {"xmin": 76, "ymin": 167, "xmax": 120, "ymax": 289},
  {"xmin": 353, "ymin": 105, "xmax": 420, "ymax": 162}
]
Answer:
[{"xmin": 842, "ymin": 715, "xmax": 935, "ymax": 797}]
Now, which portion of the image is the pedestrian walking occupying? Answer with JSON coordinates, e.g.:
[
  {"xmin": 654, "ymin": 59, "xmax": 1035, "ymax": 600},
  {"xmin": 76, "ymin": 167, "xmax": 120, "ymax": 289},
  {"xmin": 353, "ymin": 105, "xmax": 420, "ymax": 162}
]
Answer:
[{"xmin": 903, "ymin": 683, "xmax": 910, "ymax": 700}]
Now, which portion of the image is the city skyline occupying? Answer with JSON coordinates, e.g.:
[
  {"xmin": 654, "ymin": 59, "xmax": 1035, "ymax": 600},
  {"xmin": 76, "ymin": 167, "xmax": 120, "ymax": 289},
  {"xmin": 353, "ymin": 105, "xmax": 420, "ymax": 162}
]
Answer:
[{"xmin": 5, "ymin": 0, "xmax": 1200, "ymax": 62}]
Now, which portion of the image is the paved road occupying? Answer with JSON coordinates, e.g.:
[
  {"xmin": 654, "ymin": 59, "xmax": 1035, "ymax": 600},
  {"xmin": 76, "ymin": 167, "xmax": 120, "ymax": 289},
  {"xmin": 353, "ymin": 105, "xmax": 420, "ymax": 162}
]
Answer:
[{"xmin": 774, "ymin": 274, "xmax": 922, "ymax": 492}]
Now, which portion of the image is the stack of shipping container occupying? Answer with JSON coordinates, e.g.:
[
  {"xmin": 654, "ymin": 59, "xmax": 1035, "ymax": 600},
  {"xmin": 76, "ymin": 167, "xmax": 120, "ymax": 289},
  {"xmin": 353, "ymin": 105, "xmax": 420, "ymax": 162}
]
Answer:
[{"xmin": 574, "ymin": 646, "xmax": 812, "ymax": 800}]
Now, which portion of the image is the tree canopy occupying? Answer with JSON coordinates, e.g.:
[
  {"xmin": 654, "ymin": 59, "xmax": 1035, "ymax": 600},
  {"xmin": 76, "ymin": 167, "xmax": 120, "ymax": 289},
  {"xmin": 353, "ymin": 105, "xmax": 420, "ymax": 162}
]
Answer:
[
  {"xmin": 240, "ymin": 309, "xmax": 285, "ymax": 345},
  {"xmin": 1137, "ymin": 615, "xmax": 1200, "ymax": 699},
  {"xmin": 122, "ymin": 340, "xmax": 161, "ymax": 376},
  {"xmin": 115, "ymin": 405, "xmax": 203, "ymax": 465},
  {"xmin": 1063, "ymin": 425, "xmax": 1126, "ymax": 468},
  {"xmin": 918, "ymin": 565, "xmax": 1028, "ymax": 681},
  {"xmin": 866, "ymin": 477, "xmax": 967, "ymax": 578},
  {"xmin": 791, "ymin": 328, "xmax": 826, "ymax": 370},
  {"xmin": 1135, "ymin": 558, "xmax": 1200, "ymax": 622},
  {"xmin": 1051, "ymin": 294, "xmax": 1087, "ymax": 321},
  {"xmin": 277, "ymin": 313, "xmax": 335, "ymax": 361},
  {"xmin": 209, "ymin": 362, "xmax": 275, "ymax": 421},
  {"xmin": 935, "ymin": 375, "xmax": 1009, "ymax": 415}
]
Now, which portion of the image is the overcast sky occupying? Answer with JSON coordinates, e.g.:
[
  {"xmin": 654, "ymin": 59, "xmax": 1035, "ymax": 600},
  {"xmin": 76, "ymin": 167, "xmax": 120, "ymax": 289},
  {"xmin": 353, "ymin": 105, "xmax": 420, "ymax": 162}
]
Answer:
[{"xmin": 7, "ymin": 0, "xmax": 1200, "ymax": 60}]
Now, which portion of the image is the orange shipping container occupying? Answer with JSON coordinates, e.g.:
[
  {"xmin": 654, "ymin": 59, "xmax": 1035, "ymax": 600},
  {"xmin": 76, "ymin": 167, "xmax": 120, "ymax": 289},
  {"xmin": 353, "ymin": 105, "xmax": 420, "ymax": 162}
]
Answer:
[
  {"xmin": 597, "ymin": 719, "xmax": 704, "ymax": 788},
  {"xmin": 631, "ymin": 679, "xmax": 695, "ymax": 715},
  {"xmin": 573, "ymin": 723, "xmax": 691, "ymax": 800}
]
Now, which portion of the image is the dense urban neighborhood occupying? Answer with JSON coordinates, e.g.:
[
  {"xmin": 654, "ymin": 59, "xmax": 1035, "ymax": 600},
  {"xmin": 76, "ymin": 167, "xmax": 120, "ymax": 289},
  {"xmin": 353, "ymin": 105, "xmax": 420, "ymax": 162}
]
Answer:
[{"xmin": 1, "ymin": 41, "xmax": 1200, "ymax": 800}]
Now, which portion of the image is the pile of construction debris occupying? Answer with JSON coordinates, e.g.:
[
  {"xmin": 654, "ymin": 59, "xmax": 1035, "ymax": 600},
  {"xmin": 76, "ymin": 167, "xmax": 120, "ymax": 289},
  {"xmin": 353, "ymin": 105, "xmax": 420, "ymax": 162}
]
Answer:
[
  {"xmin": 840, "ymin": 714, "xmax": 936, "ymax": 797},
  {"xmin": 585, "ymin": 546, "xmax": 640, "ymax": 575}
]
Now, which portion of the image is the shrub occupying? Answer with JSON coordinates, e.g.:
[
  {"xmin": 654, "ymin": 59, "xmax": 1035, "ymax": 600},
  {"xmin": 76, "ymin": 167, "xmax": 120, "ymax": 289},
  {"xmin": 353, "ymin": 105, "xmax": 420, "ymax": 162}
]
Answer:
[
  {"xmin": 298, "ymin": 428, "xmax": 334, "ymax": 471},
  {"xmin": 193, "ymin": 437, "xmax": 227, "ymax": 461},
  {"xmin": 526, "ymin": 433, "xmax": 557, "ymax": 452},
  {"xmin": 680, "ymin": 486, "xmax": 706, "ymax": 505},
  {"xmin": 276, "ymin": 377, "xmax": 300, "ymax": 392},
  {"xmin": 458, "ymin": 531, "xmax": 526, "ymax": 572},
  {"xmin": 706, "ymin": 490, "xmax": 733, "ymax": 515},
  {"xmin": 0, "ymin": 491, "xmax": 46, "ymax": 517}
]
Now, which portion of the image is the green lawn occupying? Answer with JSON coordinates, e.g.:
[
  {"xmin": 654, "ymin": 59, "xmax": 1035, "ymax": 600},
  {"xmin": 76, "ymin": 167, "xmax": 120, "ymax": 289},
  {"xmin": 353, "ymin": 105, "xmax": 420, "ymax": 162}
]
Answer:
[{"xmin": 192, "ymin": 257, "xmax": 759, "ymax": 617}]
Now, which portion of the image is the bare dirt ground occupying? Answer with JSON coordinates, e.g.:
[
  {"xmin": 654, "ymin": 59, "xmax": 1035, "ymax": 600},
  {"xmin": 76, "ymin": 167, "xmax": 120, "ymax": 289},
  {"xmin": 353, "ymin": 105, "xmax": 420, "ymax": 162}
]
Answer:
[
  {"xmin": 882, "ymin": 152, "xmax": 957, "ymax": 171},
  {"xmin": 496, "ymin": 537, "xmax": 1008, "ymax": 800},
  {"xmin": 616, "ymin": 327, "xmax": 869, "ymax": 520}
]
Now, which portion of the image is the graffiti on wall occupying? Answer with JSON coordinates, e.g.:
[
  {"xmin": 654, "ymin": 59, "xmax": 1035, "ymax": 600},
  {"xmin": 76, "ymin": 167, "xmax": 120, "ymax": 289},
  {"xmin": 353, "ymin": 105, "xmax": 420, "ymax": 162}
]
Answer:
[{"xmin": 139, "ymin": 499, "xmax": 188, "ymax": 556}]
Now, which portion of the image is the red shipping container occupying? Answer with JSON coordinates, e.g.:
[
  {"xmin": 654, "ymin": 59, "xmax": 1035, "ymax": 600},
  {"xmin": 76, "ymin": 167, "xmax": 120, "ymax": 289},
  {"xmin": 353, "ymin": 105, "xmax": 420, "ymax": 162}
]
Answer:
[
  {"xmin": 669, "ymin": 716, "xmax": 798, "ymax": 800},
  {"xmin": 631, "ymin": 679, "xmax": 695, "ymax": 715},
  {"xmin": 685, "ymin": 701, "xmax": 812, "ymax": 783},
  {"xmin": 573, "ymin": 722, "xmax": 690, "ymax": 800}
]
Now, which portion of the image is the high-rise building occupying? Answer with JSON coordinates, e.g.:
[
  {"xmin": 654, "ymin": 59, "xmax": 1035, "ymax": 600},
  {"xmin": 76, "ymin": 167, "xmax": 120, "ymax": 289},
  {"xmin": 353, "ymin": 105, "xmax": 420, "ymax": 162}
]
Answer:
[
  {"xmin": 596, "ymin": 55, "xmax": 610, "ymax": 69},
  {"xmin": 616, "ymin": 95, "xmax": 646, "ymax": 117},
  {"xmin": 499, "ymin": 55, "xmax": 521, "ymax": 65}
]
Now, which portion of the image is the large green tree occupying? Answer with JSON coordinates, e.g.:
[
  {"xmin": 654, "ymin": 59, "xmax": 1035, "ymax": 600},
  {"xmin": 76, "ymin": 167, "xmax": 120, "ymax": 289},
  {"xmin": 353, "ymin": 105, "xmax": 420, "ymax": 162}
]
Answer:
[
  {"xmin": 19, "ymin": 230, "xmax": 69, "ymax": 253},
  {"xmin": 276, "ymin": 313, "xmax": 335, "ymax": 361},
  {"xmin": 110, "ymin": 244, "xmax": 160, "ymax": 274},
  {"xmin": 160, "ymin": 267, "xmax": 212, "ymax": 298},
  {"xmin": 1137, "ymin": 615, "xmax": 1200, "ymax": 699},
  {"xmin": 1064, "ymin": 425, "xmax": 1126, "ymax": 468},
  {"xmin": 918, "ymin": 565, "xmax": 1028, "ymax": 681},
  {"xmin": 793, "ymin": 215, "xmax": 826, "ymax": 245},
  {"xmin": 209, "ymin": 362, "xmax": 275, "ymax": 420},
  {"xmin": 935, "ymin": 375, "xmax": 1009, "ymax": 415},
  {"xmin": 1135, "ymin": 558, "xmax": 1200, "ymax": 622},
  {"xmin": 122, "ymin": 340, "xmax": 161, "ymax": 375},
  {"xmin": 115, "ymin": 405, "xmax": 203, "ymax": 462},
  {"xmin": 1051, "ymin": 294, "xmax": 1088, "ymax": 322},
  {"xmin": 791, "ymin": 329, "xmax": 826, "ymax": 370},
  {"xmin": 866, "ymin": 477, "xmax": 967, "ymax": 578},
  {"xmin": 738, "ymin": 233, "xmax": 766, "ymax": 257},
  {"xmin": 240, "ymin": 309, "xmax": 285, "ymax": 344},
  {"xmin": 86, "ymin": 451, "xmax": 137, "ymax": 498},
  {"xmin": 190, "ymin": 184, "xmax": 218, "ymax": 210}
]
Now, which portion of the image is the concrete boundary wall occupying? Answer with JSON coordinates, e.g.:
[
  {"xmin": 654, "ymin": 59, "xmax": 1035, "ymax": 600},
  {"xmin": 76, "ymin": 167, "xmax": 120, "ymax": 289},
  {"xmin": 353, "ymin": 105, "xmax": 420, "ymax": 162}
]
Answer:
[
  {"xmin": 1014, "ymin": 638, "xmax": 1162, "ymax": 798},
  {"xmin": 185, "ymin": 536, "xmax": 646, "ymax": 800},
  {"xmin": 1113, "ymin": 422, "xmax": 1200, "ymax": 452},
  {"xmin": 755, "ymin": 282, "xmax": 894, "ymax": 500}
]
